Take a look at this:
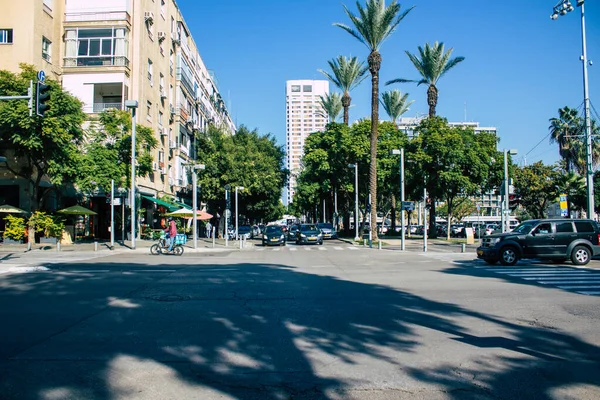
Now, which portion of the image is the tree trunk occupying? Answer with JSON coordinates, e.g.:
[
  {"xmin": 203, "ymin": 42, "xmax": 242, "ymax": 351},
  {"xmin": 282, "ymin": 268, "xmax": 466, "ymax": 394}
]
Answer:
[
  {"xmin": 368, "ymin": 51, "xmax": 381, "ymax": 241},
  {"xmin": 390, "ymin": 194, "xmax": 396, "ymax": 234},
  {"xmin": 342, "ymin": 92, "xmax": 351, "ymax": 126},
  {"xmin": 429, "ymin": 200, "xmax": 437, "ymax": 239},
  {"xmin": 427, "ymin": 84, "xmax": 438, "ymax": 118}
]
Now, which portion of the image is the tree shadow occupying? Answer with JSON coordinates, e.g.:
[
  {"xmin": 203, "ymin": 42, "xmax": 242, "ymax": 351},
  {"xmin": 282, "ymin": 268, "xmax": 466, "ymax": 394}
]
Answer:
[{"xmin": 0, "ymin": 259, "xmax": 599, "ymax": 399}]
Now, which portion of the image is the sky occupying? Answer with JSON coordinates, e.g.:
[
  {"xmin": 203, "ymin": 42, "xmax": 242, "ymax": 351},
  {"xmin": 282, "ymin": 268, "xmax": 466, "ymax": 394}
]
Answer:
[{"xmin": 175, "ymin": 0, "xmax": 599, "ymax": 167}]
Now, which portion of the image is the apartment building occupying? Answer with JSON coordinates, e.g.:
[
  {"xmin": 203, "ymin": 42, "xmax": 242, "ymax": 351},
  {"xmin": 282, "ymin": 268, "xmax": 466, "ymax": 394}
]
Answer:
[
  {"xmin": 0, "ymin": 0, "xmax": 235, "ymax": 236},
  {"xmin": 284, "ymin": 80, "xmax": 329, "ymax": 206}
]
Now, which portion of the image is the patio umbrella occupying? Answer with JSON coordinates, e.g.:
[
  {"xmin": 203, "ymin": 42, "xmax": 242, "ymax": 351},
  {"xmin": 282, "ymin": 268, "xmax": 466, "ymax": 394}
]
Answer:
[
  {"xmin": 56, "ymin": 205, "xmax": 97, "ymax": 215},
  {"xmin": 0, "ymin": 204, "xmax": 27, "ymax": 214},
  {"xmin": 165, "ymin": 208, "xmax": 212, "ymax": 220}
]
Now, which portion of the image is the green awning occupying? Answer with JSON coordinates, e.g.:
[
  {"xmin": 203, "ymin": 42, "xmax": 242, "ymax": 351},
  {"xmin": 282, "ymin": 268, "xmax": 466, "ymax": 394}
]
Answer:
[{"xmin": 142, "ymin": 196, "xmax": 179, "ymax": 212}]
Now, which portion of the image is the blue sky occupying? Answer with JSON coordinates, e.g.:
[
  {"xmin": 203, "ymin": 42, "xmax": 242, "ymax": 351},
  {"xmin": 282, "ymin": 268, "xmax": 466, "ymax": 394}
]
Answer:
[{"xmin": 175, "ymin": 0, "xmax": 599, "ymax": 166}]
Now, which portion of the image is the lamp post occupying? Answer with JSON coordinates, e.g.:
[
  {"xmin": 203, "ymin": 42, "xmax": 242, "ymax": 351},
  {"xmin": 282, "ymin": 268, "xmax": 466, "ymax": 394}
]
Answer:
[
  {"xmin": 191, "ymin": 163, "xmax": 205, "ymax": 249},
  {"xmin": 124, "ymin": 100, "xmax": 138, "ymax": 250},
  {"xmin": 551, "ymin": 0, "xmax": 594, "ymax": 220},
  {"xmin": 235, "ymin": 186, "xmax": 244, "ymax": 242},
  {"xmin": 391, "ymin": 149, "xmax": 406, "ymax": 251},
  {"xmin": 503, "ymin": 149, "xmax": 518, "ymax": 233},
  {"xmin": 348, "ymin": 163, "xmax": 359, "ymax": 241}
]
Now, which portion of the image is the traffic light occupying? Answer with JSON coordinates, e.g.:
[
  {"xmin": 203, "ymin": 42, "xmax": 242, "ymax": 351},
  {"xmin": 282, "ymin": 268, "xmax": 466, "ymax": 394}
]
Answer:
[
  {"xmin": 36, "ymin": 82, "xmax": 51, "ymax": 117},
  {"xmin": 508, "ymin": 194, "xmax": 519, "ymax": 209},
  {"xmin": 425, "ymin": 198, "xmax": 431, "ymax": 210}
]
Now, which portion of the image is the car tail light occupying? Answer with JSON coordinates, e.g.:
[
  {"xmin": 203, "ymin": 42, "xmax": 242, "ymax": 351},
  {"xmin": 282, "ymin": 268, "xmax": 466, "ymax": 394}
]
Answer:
[{"xmin": 597, "ymin": 234, "xmax": 600, "ymax": 243}]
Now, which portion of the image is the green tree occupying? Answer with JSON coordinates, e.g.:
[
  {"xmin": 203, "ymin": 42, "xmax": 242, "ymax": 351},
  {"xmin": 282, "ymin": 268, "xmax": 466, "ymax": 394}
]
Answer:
[
  {"xmin": 513, "ymin": 162, "xmax": 561, "ymax": 219},
  {"xmin": 318, "ymin": 56, "xmax": 368, "ymax": 125},
  {"xmin": 408, "ymin": 117, "xmax": 501, "ymax": 238},
  {"xmin": 317, "ymin": 92, "xmax": 343, "ymax": 123},
  {"xmin": 387, "ymin": 41, "xmax": 464, "ymax": 118},
  {"xmin": 79, "ymin": 109, "xmax": 158, "ymax": 193},
  {"xmin": 335, "ymin": 0, "xmax": 413, "ymax": 239},
  {"xmin": 436, "ymin": 197, "xmax": 477, "ymax": 225},
  {"xmin": 0, "ymin": 64, "xmax": 86, "ymax": 212},
  {"xmin": 380, "ymin": 89, "xmax": 413, "ymax": 125},
  {"xmin": 549, "ymin": 106, "xmax": 580, "ymax": 173}
]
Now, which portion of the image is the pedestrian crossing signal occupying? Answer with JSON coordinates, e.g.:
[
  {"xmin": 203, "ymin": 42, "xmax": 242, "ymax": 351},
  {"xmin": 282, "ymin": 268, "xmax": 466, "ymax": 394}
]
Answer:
[{"xmin": 36, "ymin": 82, "xmax": 51, "ymax": 117}]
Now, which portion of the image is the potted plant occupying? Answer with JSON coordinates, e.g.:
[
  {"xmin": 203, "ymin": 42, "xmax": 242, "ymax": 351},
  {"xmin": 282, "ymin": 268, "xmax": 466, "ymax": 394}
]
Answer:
[
  {"xmin": 3, "ymin": 215, "xmax": 26, "ymax": 244},
  {"xmin": 28, "ymin": 211, "xmax": 65, "ymax": 244}
]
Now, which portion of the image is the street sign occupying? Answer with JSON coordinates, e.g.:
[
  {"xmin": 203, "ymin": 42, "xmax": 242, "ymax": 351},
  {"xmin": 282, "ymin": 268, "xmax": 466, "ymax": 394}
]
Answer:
[
  {"xmin": 37, "ymin": 70, "xmax": 46, "ymax": 83},
  {"xmin": 402, "ymin": 201, "xmax": 414, "ymax": 211},
  {"xmin": 225, "ymin": 209, "xmax": 231, "ymax": 218},
  {"xmin": 113, "ymin": 198, "xmax": 121, "ymax": 206}
]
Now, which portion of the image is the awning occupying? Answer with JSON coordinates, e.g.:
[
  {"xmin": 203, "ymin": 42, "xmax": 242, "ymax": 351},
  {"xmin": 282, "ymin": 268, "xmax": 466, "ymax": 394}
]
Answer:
[{"xmin": 141, "ymin": 196, "xmax": 179, "ymax": 212}]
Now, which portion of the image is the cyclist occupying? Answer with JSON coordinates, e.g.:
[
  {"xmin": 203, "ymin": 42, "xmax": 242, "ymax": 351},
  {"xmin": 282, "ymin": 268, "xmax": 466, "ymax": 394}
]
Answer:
[{"xmin": 164, "ymin": 217, "xmax": 177, "ymax": 252}]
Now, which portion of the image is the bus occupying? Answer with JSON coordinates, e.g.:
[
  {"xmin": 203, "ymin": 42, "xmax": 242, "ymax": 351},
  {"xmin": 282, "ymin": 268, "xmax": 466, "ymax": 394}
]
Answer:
[{"xmin": 462, "ymin": 215, "xmax": 520, "ymax": 230}]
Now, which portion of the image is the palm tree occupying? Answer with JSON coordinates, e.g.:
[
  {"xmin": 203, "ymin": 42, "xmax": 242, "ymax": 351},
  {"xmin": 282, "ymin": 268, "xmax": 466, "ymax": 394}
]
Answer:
[
  {"xmin": 317, "ymin": 92, "xmax": 343, "ymax": 123},
  {"xmin": 318, "ymin": 56, "xmax": 368, "ymax": 125},
  {"xmin": 335, "ymin": 0, "xmax": 413, "ymax": 239},
  {"xmin": 549, "ymin": 106, "xmax": 583, "ymax": 174},
  {"xmin": 380, "ymin": 89, "xmax": 413, "ymax": 125},
  {"xmin": 387, "ymin": 41, "xmax": 464, "ymax": 118}
]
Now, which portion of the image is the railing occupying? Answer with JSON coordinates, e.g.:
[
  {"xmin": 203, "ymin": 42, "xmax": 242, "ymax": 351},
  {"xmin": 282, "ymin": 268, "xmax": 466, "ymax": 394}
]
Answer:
[
  {"xmin": 92, "ymin": 103, "xmax": 123, "ymax": 113},
  {"xmin": 64, "ymin": 11, "xmax": 130, "ymax": 23},
  {"xmin": 63, "ymin": 56, "xmax": 129, "ymax": 68}
]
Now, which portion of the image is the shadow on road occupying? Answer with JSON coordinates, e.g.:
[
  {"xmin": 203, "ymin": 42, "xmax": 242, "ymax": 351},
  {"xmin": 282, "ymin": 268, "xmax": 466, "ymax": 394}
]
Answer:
[{"xmin": 0, "ymin": 260, "xmax": 599, "ymax": 399}]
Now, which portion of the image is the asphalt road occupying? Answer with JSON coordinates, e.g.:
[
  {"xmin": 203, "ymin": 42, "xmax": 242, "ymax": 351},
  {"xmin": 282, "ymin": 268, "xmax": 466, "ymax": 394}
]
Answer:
[{"xmin": 1, "ymin": 239, "xmax": 599, "ymax": 399}]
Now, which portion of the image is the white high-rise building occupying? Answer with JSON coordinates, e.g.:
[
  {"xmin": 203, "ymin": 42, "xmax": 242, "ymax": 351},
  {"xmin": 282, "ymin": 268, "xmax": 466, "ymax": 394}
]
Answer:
[{"xmin": 284, "ymin": 79, "xmax": 329, "ymax": 206}]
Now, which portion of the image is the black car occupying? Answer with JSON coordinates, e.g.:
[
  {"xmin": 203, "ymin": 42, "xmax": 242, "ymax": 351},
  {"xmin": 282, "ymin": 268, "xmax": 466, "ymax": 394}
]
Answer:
[
  {"xmin": 296, "ymin": 224, "xmax": 323, "ymax": 245},
  {"xmin": 287, "ymin": 224, "xmax": 299, "ymax": 241},
  {"xmin": 262, "ymin": 225, "xmax": 286, "ymax": 246},
  {"xmin": 477, "ymin": 218, "xmax": 600, "ymax": 266}
]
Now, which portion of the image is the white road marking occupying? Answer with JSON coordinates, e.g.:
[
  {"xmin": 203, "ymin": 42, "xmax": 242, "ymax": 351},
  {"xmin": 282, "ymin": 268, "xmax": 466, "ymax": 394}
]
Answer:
[
  {"xmin": 318, "ymin": 247, "xmax": 327, "ymax": 251},
  {"xmin": 334, "ymin": 247, "xmax": 343, "ymax": 250},
  {"xmin": 289, "ymin": 248, "xmax": 297, "ymax": 251},
  {"xmin": 347, "ymin": 246, "xmax": 358, "ymax": 250},
  {"xmin": 577, "ymin": 291, "xmax": 600, "ymax": 295}
]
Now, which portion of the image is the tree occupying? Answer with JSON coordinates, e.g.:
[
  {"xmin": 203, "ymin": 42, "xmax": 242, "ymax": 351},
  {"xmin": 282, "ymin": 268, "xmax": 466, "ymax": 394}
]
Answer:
[
  {"xmin": 78, "ymin": 109, "xmax": 158, "ymax": 193},
  {"xmin": 317, "ymin": 92, "xmax": 343, "ymax": 123},
  {"xmin": 318, "ymin": 56, "xmax": 368, "ymax": 125},
  {"xmin": 335, "ymin": 0, "xmax": 413, "ymax": 239},
  {"xmin": 512, "ymin": 162, "xmax": 561, "ymax": 219},
  {"xmin": 549, "ymin": 106, "xmax": 580, "ymax": 173},
  {"xmin": 0, "ymin": 65, "xmax": 86, "ymax": 213},
  {"xmin": 380, "ymin": 89, "xmax": 413, "ymax": 125},
  {"xmin": 387, "ymin": 41, "xmax": 464, "ymax": 118},
  {"xmin": 408, "ymin": 117, "xmax": 501, "ymax": 238}
]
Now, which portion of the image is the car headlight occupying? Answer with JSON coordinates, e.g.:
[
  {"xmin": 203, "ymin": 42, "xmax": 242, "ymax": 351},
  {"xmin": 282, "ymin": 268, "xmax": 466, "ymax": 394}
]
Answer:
[
  {"xmin": 318, "ymin": 233, "xmax": 322, "ymax": 237},
  {"xmin": 490, "ymin": 237, "xmax": 502, "ymax": 245},
  {"xmin": 301, "ymin": 234, "xmax": 306, "ymax": 238},
  {"xmin": 263, "ymin": 235, "xmax": 267, "ymax": 239},
  {"xmin": 280, "ymin": 234, "xmax": 285, "ymax": 239}
]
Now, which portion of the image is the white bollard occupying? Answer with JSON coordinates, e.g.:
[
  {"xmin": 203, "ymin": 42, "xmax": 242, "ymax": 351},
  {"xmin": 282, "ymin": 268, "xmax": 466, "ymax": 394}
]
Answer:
[
  {"xmin": 56, "ymin": 242, "xmax": 61, "ymax": 252},
  {"xmin": 94, "ymin": 241, "xmax": 98, "ymax": 251},
  {"xmin": 461, "ymin": 243, "xmax": 466, "ymax": 253},
  {"xmin": 378, "ymin": 241, "xmax": 382, "ymax": 250}
]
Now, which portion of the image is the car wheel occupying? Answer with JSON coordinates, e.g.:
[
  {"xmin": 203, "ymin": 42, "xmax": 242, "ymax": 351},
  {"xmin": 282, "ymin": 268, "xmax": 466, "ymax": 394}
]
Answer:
[
  {"xmin": 571, "ymin": 245, "xmax": 591, "ymax": 266},
  {"xmin": 499, "ymin": 246, "xmax": 518, "ymax": 266},
  {"xmin": 484, "ymin": 259, "xmax": 497, "ymax": 265}
]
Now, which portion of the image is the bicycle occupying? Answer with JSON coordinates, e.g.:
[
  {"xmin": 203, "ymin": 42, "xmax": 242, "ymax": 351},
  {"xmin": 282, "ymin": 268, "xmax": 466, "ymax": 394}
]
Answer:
[{"xmin": 150, "ymin": 233, "xmax": 184, "ymax": 256}]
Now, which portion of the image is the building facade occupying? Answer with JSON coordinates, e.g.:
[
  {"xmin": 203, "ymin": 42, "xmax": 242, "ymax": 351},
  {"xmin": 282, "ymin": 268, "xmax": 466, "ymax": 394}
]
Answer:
[
  {"xmin": 0, "ymin": 0, "xmax": 235, "ymax": 237},
  {"xmin": 284, "ymin": 79, "xmax": 328, "ymax": 206}
]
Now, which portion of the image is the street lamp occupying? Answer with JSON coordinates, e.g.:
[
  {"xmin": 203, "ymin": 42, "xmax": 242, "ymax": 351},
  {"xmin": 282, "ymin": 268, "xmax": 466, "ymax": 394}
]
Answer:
[
  {"xmin": 503, "ymin": 149, "xmax": 518, "ymax": 233},
  {"xmin": 235, "ymin": 186, "xmax": 244, "ymax": 242},
  {"xmin": 124, "ymin": 100, "xmax": 138, "ymax": 249},
  {"xmin": 551, "ymin": 0, "xmax": 594, "ymax": 220},
  {"xmin": 190, "ymin": 163, "xmax": 205, "ymax": 249},
  {"xmin": 348, "ymin": 163, "xmax": 359, "ymax": 241},
  {"xmin": 391, "ymin": 149, "xmax": 406, "ymax": 251}
]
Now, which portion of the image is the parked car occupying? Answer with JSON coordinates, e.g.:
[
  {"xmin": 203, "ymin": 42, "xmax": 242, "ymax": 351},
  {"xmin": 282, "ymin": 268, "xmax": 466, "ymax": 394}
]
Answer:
[
  {"xmin": 450, "ymin": 224, "xmax": 465, "ymax": 237},
  {"xmin": 317, "ymin": 223, "xmax": 337, "ymax": 239},
  {"xmin": 296, "ymin": 224, "xmax": 324, "ymax": 245},
  {"xmin": 477, "ymin": 218, "xmax": 600, "ymax": 266},
  {"xmin": 286, "ymin": 224, "xmax": 299, "ymax": 241},
  {"xmin": 262, "ymin": 225, "xmax": 286, "ymax": 246},
  {"xmin": 236, "ymin": 225, "xmax": 252, "ymax": 240}
]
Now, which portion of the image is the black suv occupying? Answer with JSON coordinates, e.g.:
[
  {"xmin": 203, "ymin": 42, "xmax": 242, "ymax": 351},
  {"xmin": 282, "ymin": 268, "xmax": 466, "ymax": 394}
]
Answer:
[{"xmin": 476, "ymin": 219, "xmax": 600, "ymax": 266}]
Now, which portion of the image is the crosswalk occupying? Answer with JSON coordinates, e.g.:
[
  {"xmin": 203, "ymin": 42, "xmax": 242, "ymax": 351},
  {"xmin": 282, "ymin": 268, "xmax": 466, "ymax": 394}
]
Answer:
[
  {"xmin": 254, "ymin": 245, "xmax": 360, "ymax": 252},
  {"xmin": 479, "ymin": 266, "xmax": 600, "ymax": 295}
]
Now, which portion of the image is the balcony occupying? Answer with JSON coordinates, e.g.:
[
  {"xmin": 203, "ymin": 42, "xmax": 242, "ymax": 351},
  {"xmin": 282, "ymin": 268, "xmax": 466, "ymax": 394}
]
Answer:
[
  {"xmin": 92, "ymin": 102, "xmax": 123, "ymax": 113},
  {"xmin": 65, "ymin": 11, "xmax": 131, "ymax": 23},
  {"xmin": 64, "ymin": 56, "xmax": 129, "ymax": 68}
]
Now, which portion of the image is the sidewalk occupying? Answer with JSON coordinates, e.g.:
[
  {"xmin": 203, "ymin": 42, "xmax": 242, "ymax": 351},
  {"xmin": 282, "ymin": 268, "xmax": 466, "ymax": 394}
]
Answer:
[{"xmin": 338, "ymin": 236, "xmax": 480, "ymax": 253}]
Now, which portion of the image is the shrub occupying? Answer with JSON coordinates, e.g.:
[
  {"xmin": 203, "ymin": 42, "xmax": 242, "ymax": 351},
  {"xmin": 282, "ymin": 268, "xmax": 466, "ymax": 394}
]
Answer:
[
  {"xmin": 28, "ymin": 211, "xmax": 65, "ymax": 238},
  {"xmin": 3, "ymin": 215, "xmax": 26, "ymax": 241}
]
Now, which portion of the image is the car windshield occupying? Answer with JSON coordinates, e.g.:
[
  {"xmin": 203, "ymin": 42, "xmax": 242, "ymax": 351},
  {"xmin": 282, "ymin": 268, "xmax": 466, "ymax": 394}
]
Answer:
[
  {"xmin": 265, "ymin": 226, "xmax": 282, "ymax": 234},
  {"xmin": 317, "ymin": 223, "xmax": 333, "ymax": 229},
  {"xmin": 512, "ymin": 222, "xmax": 535, "ymax": 233},
  {"xmin": 238, "ymin": 226, "xmax": 251, "ymax": 233},
  {"xmin": 301, "ymin": 225, "xmax": 318, "ymax": 232}
]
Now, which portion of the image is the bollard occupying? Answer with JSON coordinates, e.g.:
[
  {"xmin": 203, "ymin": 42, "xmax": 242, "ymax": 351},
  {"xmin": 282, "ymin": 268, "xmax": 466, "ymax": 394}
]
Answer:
[
  {"xmin": 56, "ymin": 242, "xmax": 61, "ymax": 252},
  {"xmin": 239, "ymin": 236, "xmax": 242, "ymax": 249},
  {"xmin": 363, "ymin": 239, "xmax": 367, "ymax": 246},
  {"xmin": 212, "ymin": 227, "xmax": 216, "ymax": 248},
  {"xmin": 27, "ymin": 241, "xmax": 31, "ymax": 252},
  {"xmin": 378, "ymin": 241, "xmax": 382, "ymax": 250},
  {"xmin": 461, "ymin": 243, "xmax": 466, "ymax": 253},
  {"xmin": 94, "ymin": 241, "xmax": 98, "ymax": 252}
]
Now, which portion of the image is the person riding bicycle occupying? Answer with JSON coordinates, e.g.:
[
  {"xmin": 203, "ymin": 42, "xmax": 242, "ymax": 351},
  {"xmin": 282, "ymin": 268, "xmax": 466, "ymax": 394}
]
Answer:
[{"xmin": 164, "ymin": 217, "xmax": 177, "ymax": 252}]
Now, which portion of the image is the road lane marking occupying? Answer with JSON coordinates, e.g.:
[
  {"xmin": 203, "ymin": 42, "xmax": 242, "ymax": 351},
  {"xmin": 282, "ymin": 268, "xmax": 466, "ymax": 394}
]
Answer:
[
  {"xmin": 289, "ymin": 248, "xmax": 297, "ymax": 251},
  {"xmin": 577, "ymin": 291, "xmax": 600, "ymax": 295},
  {"xmin": 318, "ymin": 247, "xmax": 327, "ymax": 251},
  {"xmin": 347, "ymin": 246, "xmax": 358, "ymax": 250},
  {"xmin": 334, "ymin": 246, "xmax": 343, "ymax": 250}
]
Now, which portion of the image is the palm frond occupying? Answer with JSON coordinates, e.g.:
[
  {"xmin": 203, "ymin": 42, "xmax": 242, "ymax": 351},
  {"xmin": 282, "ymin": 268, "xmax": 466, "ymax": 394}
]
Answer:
[
  {"xmin": 380, "ymin": 89, "xmax": 414, "ymax": 123},
  {"xmin": 317, "ymin": 92, "xmax": 343, "ymax": 123},
  {"xmin": 319, "ymin": 56, "xmax": 368, "ymax": 93}
]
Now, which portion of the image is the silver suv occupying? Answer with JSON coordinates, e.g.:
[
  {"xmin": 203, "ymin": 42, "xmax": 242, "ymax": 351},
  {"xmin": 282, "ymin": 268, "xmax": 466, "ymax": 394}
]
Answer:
[{"xmin": 476, "ymin": 219, "xmax": 600, "ymax": 266}]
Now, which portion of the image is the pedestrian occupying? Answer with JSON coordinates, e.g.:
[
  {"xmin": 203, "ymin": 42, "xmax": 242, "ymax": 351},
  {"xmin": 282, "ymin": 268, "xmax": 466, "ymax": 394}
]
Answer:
[
  {"xmin": 164, "ymin": 217, "xmax": 177, "ymax": 251},
  {"xmin": 206, "ymin": 221, "xmax": 212, "ymax": 238}
]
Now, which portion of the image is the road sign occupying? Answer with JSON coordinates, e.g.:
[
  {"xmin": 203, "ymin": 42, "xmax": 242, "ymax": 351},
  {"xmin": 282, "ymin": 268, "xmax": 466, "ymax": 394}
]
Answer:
[
  {"xmin": 37, "ymin": 70, "xmax": 46, "ymax": 83},
  {"xmin": 402, "ymin": 201, "xmax": 414, "ymax": 211}
]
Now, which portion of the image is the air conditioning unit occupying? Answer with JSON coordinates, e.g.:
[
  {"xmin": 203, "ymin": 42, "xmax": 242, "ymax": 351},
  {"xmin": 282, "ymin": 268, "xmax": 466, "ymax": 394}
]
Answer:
[
  {"xmin": 161, "ymin": 167, "xmax": 167, "ymax": 175},
  {"xmin": 193, "ymin": 124, "xmax": 200, "ymax": 130},
  {"xmin": 169, "ymin": 105, "xmax": 175, "ymax": 115},
  {"xmin": 161, "ymin": 127, "xmax": 168, "ymax": 136},
  {"xmin": 168, "ymin": 177, "xmax": 175, "ymax": 186},
  {"xmin": 160, "ymin": 90, "xmax": 167, "ymax": 99},
  {"xmin": 186, "ymin": 117, "xmax": 194, "ymax": 125},
  {"xmin": 157, "ymin": 31, "xmax": 166, "ymax": 41},
  {"xmin": 171, "ymin": 33, "xmax": 180, "ymax": 45},
  {"xmin": 152, "ymin": 161, "xmax": 158, "ymax": 171},
  {"xmin": 169, "ymin": 140, "xmax": 178, "ymax": 149},
  {"xmin": 144, "ymin": 11, "xmax": 154, "ymax": 23}
]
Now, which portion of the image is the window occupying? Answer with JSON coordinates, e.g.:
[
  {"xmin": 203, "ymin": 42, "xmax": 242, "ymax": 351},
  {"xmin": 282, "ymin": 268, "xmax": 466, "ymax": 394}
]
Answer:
[
  {"xmin": 575, "ymin": 221, "xmax": 595, "ymax": 233},
  {"xmin": 147, "ymin": 59, "xmax": 153, "ymax": 85},
  {"xmin": 42, "ymin": 37, "xmax": 52, "ymax": 62},
  {"xmin": 533, "ymin": 223, "xmax": 552, "ymax": 235},
  {"xmin": 0, "ymin": 29, "xmax": 13, "ymax": 44},
  {"xmin": 291, "ymin": 85, "xmax": 301, "ymax": 92},
  {"xmin": 64, "ymin": 28, "xmax": 128, "ymax": 67},
  {"xmin": 159, "ymin": 73, "xmax": 165, "ymax": 91},
  {"xmin": 158, "ymin": 111, "xmax": 163, "ymax": 127},
  {"xmin": 160, "ymin": 0, "xmax": 166, "ymax": 18},
  {"xmin": 303, "ymin": 85, "xmax": 312, "ymax": 92},
  {"xmin": 146, "ymin": 101, "xmax": 152, "ymax": 121},
  {"xmin": 556, "ymin": 222, "xmax": 574, "ymax": 233}
]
